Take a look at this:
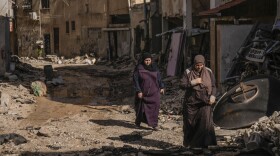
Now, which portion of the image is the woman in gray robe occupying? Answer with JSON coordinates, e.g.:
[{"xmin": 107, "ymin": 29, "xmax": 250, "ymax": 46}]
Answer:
[{"xmin": 180, "ymin": 55, "xmax": 217, "ymax": 148}]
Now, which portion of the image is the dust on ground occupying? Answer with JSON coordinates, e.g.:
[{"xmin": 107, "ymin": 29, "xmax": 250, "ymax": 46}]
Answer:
[{"xmin": 0, "ymin": 60, "xmax": 241, "ymax": 156}]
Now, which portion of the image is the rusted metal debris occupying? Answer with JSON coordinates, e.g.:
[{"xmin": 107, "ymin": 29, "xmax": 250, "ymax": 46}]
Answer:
[{"xmin": 225, "ymin": 23, "xmax": 280, "ymax": 87}]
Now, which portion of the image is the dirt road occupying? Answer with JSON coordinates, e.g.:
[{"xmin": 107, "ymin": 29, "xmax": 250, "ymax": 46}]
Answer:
[{"xmin": 0, "ymin": 61, "xmax": 242, "ymax": 156}]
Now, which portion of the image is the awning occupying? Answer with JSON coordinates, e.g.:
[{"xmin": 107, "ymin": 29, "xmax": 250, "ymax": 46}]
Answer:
[
  {"xmin": 199, "ymin": 0, "xmax": 247, "ymax": 17},
  {"xmin": 102, "ymin": 27, "xmax": 130, "ymax": 31},
  {"xmin": 156, "ymin": 27, "xmax": 209, "ymax": 37}
]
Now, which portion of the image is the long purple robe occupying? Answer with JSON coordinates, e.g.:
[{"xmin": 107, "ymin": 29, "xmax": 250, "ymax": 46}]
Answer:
[{"xmin": 133, "ymin": 64, "xmax": 164, "ymax": 127}]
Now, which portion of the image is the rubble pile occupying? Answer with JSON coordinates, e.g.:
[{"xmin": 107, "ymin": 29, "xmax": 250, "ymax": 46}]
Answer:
[
  {"xmin": 240, "ymin": 111, "xmax": 280, "ymax": 155},
  {"xmin": 225, "ymin": 23, "xmax": 280, "ymax": 88},
  {"xmin": 105, "ymin": 55, "xmax": 135, "ymax": 69},
  {"xmin": 19, "ymin": 54, "xmax": 98, "ymax": 65},
  {"xmin": 160, "ymin": 77, "xmax": 184, "ymax": 115}
]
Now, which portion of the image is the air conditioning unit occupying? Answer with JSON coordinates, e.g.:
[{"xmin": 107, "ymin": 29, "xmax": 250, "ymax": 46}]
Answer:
[{"xmin": 29, "ymin": 12, "xmax": 39, "ymax": 20}]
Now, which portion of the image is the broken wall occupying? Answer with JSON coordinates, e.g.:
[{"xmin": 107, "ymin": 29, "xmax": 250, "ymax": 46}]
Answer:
[
  {"xmin": 51, "ymin": 0, "xmax": 129, "ymax": 58},
  {"xmin": 216, "ymin": 24, "xmax": 253, "ymax": 85},
  {"xmin": 50, "ymin": 0, "xmax": 109, "ymax": 58},
  {"xmin": 17, "ymin": 0, "xmax": 129, "ymax": 58},
  {"xmin": 16, "ymin": 0, "xmax": 41, "ymax": 57}
]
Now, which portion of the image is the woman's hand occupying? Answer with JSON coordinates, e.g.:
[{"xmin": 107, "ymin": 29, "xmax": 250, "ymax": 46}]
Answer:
[
  {"xmin": 209, "ymin": 95, "xmax": 216, "ymax": 105},
  {"xmin": 138, "ymin": 92, "xmax": 143, "ymax": 99},
  {"xmin": 160, "ymin": 89, "xmax": 165, "ymax": 95},
  {"xmin": 191, "ymin": 78, "xmax": 202, "ymax": 86}
]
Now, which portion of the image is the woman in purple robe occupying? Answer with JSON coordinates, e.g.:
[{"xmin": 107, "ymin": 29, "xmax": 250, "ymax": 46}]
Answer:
[
  {"xmin": 180, "ymin": 55, "xmax": 217, "ymax": 148},
  {"xmin": 133, "ymin": 53, "xmax": 164, "ymax": 130}
]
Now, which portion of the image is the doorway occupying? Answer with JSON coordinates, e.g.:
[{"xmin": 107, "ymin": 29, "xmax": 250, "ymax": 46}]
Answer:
[
  {"xmin": 44, "ymin": 34, "xmax": 51, "ymax": 55},
  {"xmin": 53, "ymin": 28, "xmax": 59, "ymax": 54}
]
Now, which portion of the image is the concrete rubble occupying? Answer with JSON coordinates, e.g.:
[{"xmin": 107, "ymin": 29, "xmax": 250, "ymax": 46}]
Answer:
[
  {"xmin": 1, "ymin": 55, "xmax": 280, "ymax": 155},
  {"xmin": 240, "ymin": 111, "xmax": 280, "ymax": 155}
]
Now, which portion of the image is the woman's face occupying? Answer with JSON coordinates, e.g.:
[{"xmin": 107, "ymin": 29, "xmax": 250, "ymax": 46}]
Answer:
[
  {"xmin": 144, "ymin": 58, "xmax": 152, "ymax": 66},
  {"xmin": 194, "ymin": 63, "xmax": 204, "ymax": 72}
]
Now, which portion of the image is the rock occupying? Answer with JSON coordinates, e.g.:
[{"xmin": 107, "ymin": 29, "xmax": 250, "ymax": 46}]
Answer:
[
  {"xmin": 160, "ymin": 122, "xmax": 179, "ymax": 130},
  {"xmin": 58, "ymin": 59, "xmax": 63, "ymax": 64},
  {"xmin": 46, "ymin": 145, "xmax": 61, "ymax": 150},
  {"xmin": 31, "ymin": 81, "xmax": 47, "ymax": 97},
  {"xmin": 120, "ymin": 105, "xmax": 132, "ymax": 114},
  {"xmin": 0, "ymin": 134, "xmax": 27, "ymax": 145},
  {"xmin": 0, "ymin": 92, "xmax": 11, "ymax": 113},
  {"xmin": 84, "ymin": 59, "xmax": 92, "ymax": 65},
  {"xmin": 245, "ymin": 132, "xmax": 262, "ymax": 150},
  {"xmin": 137, "ymin": 152, "xmax": 148, "ymax": 156},
  {"xmin": 274, "ymin": 124, "xmax": 280, "ymax": 132},
  {"xmin": 11, "ymin": 134, "xmax": 28, "ymax": 145},
  {"xmin": 92, "ymin": 58, "xmax": 97, "ymax": 64},
  {"xmin": 8, "ymin": 75, "xmax": 18, "ymax": 81},
  {"xmin": 37, "ymin": 131, "xmax": 50, "ymax": 137},
  {"xmin": 0, "ymin": 136, "xmax": 6, "ymax": 145},
  {"xmin": 52, "ymin": 76, "xmax": 64, "ymax": 85},
  {"xmin": 18, "ymin": 85, "xmax": 28, "ymax": 92},
  {"xmin": 258, "ymin": 116, "xmax": 269, "ymax": 122},
  {"xmin": 271, "ymin": 111, "xmax": 280, "ymax": 118}
]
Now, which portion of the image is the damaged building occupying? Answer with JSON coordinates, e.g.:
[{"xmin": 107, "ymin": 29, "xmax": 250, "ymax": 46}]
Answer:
[
  {"xmin": 199, "ymin": 0, "xmax": 277, "ymax": 89},
  {"xmin": 0, "ymin": 0, "xmax": 13, "ymax": 76},
  {"xmin": 16, "ymin": 0, "xmax": 130, "ymax": 58}
]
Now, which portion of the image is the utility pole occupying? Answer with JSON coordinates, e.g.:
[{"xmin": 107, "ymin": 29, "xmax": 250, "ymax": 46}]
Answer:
[
  {"xmin": 183, "ymin": 0, "xmax": 192, "ymax": 34},
  {"xmin": 143, "ymin": 0, "xmax": 150, "ymax": 52},
  {"xmin": 39, "ymin": 0, "xmax": 42, "ymax": 39},
  {"xmin": 183, "ymin": 0, "xmax": 192, "ymax": 67}
]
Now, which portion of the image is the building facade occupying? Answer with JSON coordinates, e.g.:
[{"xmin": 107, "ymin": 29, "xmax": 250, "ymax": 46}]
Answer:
[
  {"xmin": 0, "ymin": 0, "xmax": 13, "ymax": 75},
  {"xmin": 16, "ymin": 0, "xmax": 130, "ymax": 58}
]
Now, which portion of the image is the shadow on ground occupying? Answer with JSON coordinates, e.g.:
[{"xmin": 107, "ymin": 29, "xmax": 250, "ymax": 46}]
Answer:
[{"xmin": 89, "ymin": 119, "xmax": 151, "ymax": 130}]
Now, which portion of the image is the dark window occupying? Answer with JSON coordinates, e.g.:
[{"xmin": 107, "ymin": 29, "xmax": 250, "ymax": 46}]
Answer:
[
  {"xmin": 71, "ymin": 21, "xmax": 75, "ymax": 31},
  {"xmin": 66, "ymin": 21, "xmax": 69, "ymax": 33},
  {"xmin": 85, "ymin": 4, "xmax": 89, "ymax": 13},
  {"xmin": 111, "ymin": 14, "xmax": 130, "ymax": 24},
  {"xmin": 41, "ymin": 0, "xmax": 50, "ymax": 9},
  {"xmin": 44, "ymin": 34, "xmax": 51, "ymax": 55}
]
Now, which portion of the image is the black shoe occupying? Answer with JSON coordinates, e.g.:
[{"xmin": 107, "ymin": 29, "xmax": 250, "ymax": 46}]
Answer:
[{"xmin": 135, "ymin": 123, "xmax": 141, "ymax": 129}]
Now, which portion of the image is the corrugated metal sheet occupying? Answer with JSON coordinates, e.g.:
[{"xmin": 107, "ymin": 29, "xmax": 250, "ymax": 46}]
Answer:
[
  {"xmin": 199, "ymin": 0, "xmax": 246, "ymax": 16},
  {"xmin": 199, "ymin": 0, "xmax": 276, "ymax": 17},
  {"xmin": 162, "ymin": 0, "xmax": 183, "ymax": 17}
]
